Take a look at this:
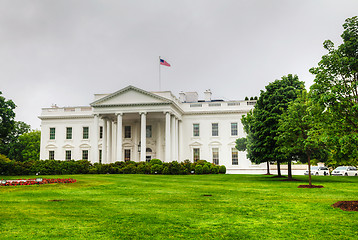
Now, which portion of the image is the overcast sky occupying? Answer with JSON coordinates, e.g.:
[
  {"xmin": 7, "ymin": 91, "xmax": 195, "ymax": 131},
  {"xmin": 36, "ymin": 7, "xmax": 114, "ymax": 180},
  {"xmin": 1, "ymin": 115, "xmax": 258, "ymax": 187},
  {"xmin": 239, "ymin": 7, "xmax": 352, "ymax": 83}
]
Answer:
[{"xmin": 1, "ymin": 0, "xmax": 357, "ymax": 129}]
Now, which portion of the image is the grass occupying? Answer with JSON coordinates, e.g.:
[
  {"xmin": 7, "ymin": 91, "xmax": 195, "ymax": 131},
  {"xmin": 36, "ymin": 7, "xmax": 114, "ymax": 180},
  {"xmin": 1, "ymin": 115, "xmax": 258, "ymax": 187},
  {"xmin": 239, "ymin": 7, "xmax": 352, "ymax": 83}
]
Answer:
[{"xmin": 0, "ymin": 174, "xmax": 357, "ymax": 239}]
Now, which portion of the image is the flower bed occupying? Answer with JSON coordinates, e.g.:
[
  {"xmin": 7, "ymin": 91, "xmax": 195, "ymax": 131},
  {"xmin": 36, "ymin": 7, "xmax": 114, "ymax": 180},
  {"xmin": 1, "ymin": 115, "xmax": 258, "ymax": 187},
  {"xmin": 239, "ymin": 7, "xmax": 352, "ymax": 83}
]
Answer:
[{"xmin": 0, "ymin": 178, "xmax": 76, "ymax": 186}]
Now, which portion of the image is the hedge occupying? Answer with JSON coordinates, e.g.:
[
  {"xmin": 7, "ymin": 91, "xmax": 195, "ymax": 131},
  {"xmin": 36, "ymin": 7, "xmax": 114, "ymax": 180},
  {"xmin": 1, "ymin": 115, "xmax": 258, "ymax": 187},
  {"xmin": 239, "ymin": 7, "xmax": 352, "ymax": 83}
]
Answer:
[{"xmin": 0, "ymin": 155, "xmax": 226, "ymax": 176}]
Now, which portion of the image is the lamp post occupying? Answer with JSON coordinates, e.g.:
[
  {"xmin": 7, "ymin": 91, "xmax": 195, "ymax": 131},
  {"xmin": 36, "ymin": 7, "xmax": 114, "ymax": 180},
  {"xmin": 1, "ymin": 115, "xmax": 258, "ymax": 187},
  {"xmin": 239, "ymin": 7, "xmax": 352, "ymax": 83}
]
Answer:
[{"xmin": 138, "ymin": 141, "xmax": 141, "ymax": 152}]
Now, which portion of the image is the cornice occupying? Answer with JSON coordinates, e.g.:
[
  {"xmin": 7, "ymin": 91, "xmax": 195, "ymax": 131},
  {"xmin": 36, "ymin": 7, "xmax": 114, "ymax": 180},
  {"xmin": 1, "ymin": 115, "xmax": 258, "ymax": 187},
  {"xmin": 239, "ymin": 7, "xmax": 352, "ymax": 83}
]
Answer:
[
  {"xmin": 38, "ymin": 115, "xmax": 94, "ymax": 120},
  {"xmin": 183, "ymin": 110, "xmax": 248, "ymax": 115}
]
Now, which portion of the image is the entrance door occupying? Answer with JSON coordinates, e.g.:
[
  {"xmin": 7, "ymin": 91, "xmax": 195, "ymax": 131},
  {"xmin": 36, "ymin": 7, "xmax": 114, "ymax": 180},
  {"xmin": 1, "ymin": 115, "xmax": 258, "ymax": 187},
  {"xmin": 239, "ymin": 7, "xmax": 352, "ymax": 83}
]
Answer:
[{"xmin": 124, "ymin": 149, "xmax": 131, "ymax": 162}]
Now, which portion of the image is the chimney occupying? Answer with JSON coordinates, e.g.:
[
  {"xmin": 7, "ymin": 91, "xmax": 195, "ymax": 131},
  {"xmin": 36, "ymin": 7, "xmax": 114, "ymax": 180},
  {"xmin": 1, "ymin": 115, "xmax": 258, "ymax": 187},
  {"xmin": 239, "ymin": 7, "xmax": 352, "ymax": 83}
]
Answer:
[
  {"xmin": 204, "ymin": 89, "xmax": 212, "ymax": 102},
  {"xmin": 179, "ymin": 92, "xmax": 186, "ymax": 102}
]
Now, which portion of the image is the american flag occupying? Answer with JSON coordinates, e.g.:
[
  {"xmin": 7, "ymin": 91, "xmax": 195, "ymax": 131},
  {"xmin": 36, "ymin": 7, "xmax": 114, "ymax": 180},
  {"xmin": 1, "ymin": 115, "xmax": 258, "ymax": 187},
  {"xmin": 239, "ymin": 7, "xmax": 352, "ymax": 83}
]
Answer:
[{"xmin": 160, "ymin": 58, "xmax": 171, "ymax": 67}]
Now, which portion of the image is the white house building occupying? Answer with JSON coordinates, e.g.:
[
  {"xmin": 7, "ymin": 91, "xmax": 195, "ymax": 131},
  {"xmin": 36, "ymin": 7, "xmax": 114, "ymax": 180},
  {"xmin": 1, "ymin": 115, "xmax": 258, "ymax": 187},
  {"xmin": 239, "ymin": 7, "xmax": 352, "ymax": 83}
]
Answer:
[{"xmin": 39, "ymin": 85, "xmax": 267, "ymax": 173}]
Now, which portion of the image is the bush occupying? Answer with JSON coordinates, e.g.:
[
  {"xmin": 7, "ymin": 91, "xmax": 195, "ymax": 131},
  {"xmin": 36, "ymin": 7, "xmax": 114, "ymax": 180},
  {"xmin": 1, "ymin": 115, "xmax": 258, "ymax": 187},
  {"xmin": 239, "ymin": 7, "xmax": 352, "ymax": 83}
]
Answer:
[
  {"xmin": 210, "ymin": 165, "xmax": 219, "ymax": 174},
  {"xmin": 195, "ymin": 165, "xmax": 203, "ymax": 174},
  {"xmin": 219, "ymin": 165, "xmax": 226, "ymax": 174},
  {"xmin": 151, "ymin": 164, "xmax": 163, "ymax": 174},
  {"xmin": 150, "ymin": 159, "xmax": 162, "ymax": 165},
  {"xmin": 202, "ymin": 164, "xmax": 210, "ymax": 174}
]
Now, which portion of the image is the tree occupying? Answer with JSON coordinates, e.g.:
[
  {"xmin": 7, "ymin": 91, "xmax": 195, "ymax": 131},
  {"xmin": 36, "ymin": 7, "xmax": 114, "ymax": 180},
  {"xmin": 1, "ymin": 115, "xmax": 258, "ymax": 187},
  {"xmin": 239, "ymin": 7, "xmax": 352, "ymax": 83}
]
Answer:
[
  {"xmin": 241, "ymin": 74, "xmax": 305, "ymax": 176},
  {"xmin": 3, "ymin": 121, "xmax": 31, "ymax": 160},
  {"xmin": 310, "ymin": 16, "xmax": 358, "ymax": 164},
  {"xmin": 276, "ymin": 91, "xmax": 328, "ymax": 184},
  {"xmin": 235, "ymin": 137, "xmax": 247, "ymax": 152},
  {"xmin": 0, "ymin": 91, "xmax": 16, "ymax": 153},
  {"xmin": 18, "ymin": 130, "xmax": 41, "ymax": 161}
]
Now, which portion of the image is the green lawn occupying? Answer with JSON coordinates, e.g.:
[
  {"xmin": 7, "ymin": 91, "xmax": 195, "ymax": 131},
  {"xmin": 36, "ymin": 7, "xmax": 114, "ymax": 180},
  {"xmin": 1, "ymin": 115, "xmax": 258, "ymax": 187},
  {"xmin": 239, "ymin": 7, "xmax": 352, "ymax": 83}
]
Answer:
[{"xmin": 0, "ymin": 174, "xmax": 357, "ymax": 239}]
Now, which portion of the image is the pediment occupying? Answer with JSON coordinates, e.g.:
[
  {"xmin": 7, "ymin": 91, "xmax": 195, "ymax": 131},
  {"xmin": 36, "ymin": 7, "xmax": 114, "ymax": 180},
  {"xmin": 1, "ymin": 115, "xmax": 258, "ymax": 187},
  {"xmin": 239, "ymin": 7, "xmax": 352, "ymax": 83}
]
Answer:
[
  {"xmin": 209, "ymin": 141, "xmax": 222, "ymax": 146},
  {"xmin": 46, "ymin": 144, "xmax": 57, "ymax": 149},
  {"xmin": 62, "ymin": 144, "xmax": 75, "ymax": 149},
  {"xmin": 190, "ymin": 141, "xmax": 202, "ymax": 146},
  {"xmin": 79, "ymin": 143, "xmax": 91, "ymax": 149},
  {"xmin": 91, "ymin": 86, "xmax": 171, "ymax": 106}
]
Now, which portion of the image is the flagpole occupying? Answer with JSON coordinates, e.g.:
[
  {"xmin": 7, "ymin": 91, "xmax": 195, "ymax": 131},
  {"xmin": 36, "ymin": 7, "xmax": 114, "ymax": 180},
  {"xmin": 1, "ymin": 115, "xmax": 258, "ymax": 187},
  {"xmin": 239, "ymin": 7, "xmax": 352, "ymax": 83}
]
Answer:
[{"xmin": 159, "ymin": 56, "xmax": 161, "ymax": 91}]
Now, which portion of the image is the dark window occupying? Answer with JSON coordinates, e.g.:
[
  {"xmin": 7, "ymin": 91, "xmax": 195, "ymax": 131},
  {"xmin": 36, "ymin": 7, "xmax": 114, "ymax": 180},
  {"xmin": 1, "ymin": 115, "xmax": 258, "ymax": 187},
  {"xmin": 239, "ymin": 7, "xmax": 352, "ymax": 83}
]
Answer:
[
  {"xmin": 83, "ymin": 127, "xmax": 89, "ymax": 139},
  {"xmin": 82, "ymin": 150, "xmax": 88, "ymax": 160},
  {"xmin": 212, "ymin": 123, "xmax": 219, "ymax": 136},
  {"xmin": 66, "ymin": 127, "xmax": 72, "ymax": 140},
  {"xmin": 193, "ymin": 148, "xmax": 200, "ymax": 162},
  {"xmin": 50, "ymin": 128, "xmax": 55, "ymax": 140},
  {"xmin": 49, "ymin": 151, "xmax": 55, "ymax": 160},
  {"xmin": 99, "ymin": 126, "xmax": 103, "ymax": 139},
  {"xmin": 65, "ymin": 150, "xmax": 72, "ymax": 160},
  {"xmin": 146, "ymin": 125, "xmax": 152, "ymax": 138},
  {"xmin": 193, "ymin": 124, "xmax": 200, "ymax": 137},
  {"xmin": 124, "ymin": 149, "xmax": 131, "ymax": 162},
  {"xmin": 125, "ymin": 126, "xmax": 131, "ymax": 138}
]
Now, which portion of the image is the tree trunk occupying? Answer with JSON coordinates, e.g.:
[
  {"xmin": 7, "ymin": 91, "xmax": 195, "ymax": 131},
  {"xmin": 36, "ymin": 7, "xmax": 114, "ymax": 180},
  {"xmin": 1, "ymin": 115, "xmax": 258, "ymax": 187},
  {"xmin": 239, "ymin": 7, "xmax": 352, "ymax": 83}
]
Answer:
[
  {"xmin": 308, "ymin": 152, "xmax": 312, "ymax": 186},
  {"xmin": 287, "ymin": 160, "xmax": 292, "ymax": 180},
  {"xmin": 266, "ymin": 161, "xmax": 270, "ymax": 175},
  {"xmin": 277, "ymin": 162, "xmax": 282, "ymax": 177}
]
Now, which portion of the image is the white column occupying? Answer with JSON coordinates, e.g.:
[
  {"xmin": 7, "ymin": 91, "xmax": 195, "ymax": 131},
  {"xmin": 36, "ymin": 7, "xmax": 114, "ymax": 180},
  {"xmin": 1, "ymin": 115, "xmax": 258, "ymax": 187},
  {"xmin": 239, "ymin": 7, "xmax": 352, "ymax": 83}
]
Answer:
[
  {"xmin": 116, "ymin": 113, "xmax": 123, "ymax": 161},
  {"xmin": 140, "ymin": 112, "xmax": 147, "ymax": 162},
  {"xmin": 113, "ymin": 121, "xmax": 117, "ymax": 162},
  {"xmin": 102, "ymin": 118, "xmax": 107, "ymax": 164},
  {"xmin": 93, "ymin": 114, "xmax": 99, "ymax": 163},
  {"xmin": 175, "ymin": 118, "xmax": 179, "ymax": 161},
  {"xmin": 171, "ymin": 115, "xmax": 175, "ymax": 161},
  {"xmin": 165, "ymin": 112, "xmax": 171, "ymax": 162},
  {"xmin": 178, "ymin": 120, "xmax": 182, "ymax": 161},
  {"xmin": 107, "ymin": 119, "xmax": 112, "ymax": 163},
  {"xmin": 156, "ymin": 121, "xmax": 162, "ymax": 160}
]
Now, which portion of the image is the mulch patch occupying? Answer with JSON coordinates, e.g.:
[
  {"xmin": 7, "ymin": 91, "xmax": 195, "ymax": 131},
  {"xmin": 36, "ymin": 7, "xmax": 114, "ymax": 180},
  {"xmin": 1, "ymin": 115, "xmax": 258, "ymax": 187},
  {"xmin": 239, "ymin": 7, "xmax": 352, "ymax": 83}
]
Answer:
[
  {"xmin": 48, "ymin": 199, "xmax": 66, "ymax": 202},
  {"xmin": 332, "ymin": 201, "xmax": 358, "ymax": 211},
  {"xmin": 297, "ymin": 185, "xmax": 324, "ymax": 188},
  {"xmin": 263, "ymin": 173, "xmax": 273, "ymax": 175}
]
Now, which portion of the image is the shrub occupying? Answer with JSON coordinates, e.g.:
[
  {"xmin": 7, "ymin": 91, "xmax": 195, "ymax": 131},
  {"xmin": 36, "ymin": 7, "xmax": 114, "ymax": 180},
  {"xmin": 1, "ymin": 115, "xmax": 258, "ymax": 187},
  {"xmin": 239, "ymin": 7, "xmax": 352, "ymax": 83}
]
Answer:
[
  {"xmin": 151, "ymin": 164, "xmax": 163, "ymax": 174},
  {"xmin": 202, "ymin": 164, "xmax": 210, "ymax": 174},
  {"xmin": 195, "ymin": 165, "xmax": 203, "ymax": 174},
  {"xmin": 150, "ymin": 159, "xmax": 162, "ymax": 165},
  {"xmin": 162, "ymin": 166, "xmax": 169, "ymax": 175},
  {"xmin": 211, "ymin": 165, "xmax": 219, "ymax": 174},
  {"xmin": 219, "ymin": 165, "xmax": 226, "ymax": 174}
]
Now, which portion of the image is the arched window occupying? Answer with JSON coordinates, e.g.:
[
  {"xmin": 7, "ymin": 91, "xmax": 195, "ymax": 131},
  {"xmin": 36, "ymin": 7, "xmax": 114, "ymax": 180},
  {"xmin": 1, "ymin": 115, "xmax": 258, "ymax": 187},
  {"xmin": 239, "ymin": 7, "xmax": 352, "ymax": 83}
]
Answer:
[{"xmin": 146, "ymin": 148, "xmax": 152, "ymax": 153}]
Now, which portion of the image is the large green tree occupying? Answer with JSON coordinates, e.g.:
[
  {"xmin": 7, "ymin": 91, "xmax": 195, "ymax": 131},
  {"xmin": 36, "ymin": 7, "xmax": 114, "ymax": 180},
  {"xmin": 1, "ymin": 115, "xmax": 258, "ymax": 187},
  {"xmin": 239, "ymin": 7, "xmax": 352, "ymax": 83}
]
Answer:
[
  {"xmin": 241, "ymin": 74, "xmax": 305, "ymax": 176},
  {"xmin": 0, "ymin": 91, "xmax": 16, "ymax": 151},
  {"xmin": 310, "ymin": 16, "xmax": 358, "ymax": 165},
  {"xmin": 276, "ymin": 91, "xmax": 328, "ymax": 185}
]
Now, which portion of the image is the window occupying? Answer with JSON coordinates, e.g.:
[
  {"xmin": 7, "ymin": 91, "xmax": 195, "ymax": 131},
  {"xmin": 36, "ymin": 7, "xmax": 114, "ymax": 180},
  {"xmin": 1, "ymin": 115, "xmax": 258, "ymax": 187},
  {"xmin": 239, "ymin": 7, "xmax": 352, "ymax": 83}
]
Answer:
[
  {"xmin": 231, "ymin": 123, "xmax": 238, "ymax": 136},
  {"xmin": 82, "ymin": 150, "xmax": 89, "ymax": 160},
  {"xmin": 212, "ymin": 123, "xmax": 219, "ymax": 136},
  {"xmin": 65, "ymin": 150, "xmax": 72, "ymax": 160},
  {"xmin": 99, "ymin": 150, "xmax": 102, "ymax": 164},
  {"xmin": 49, "ymin": 128, "xmax": 55, "ymax": 140},
  {"xmin": 66, "ymin": 127, "xmax": 72, "ymax": 140},
  {"xmin": 83, "ymin": 127, "xmax": 89, "ymax": 139},
  {"xmin": 49, "ymin": 151, "xmax": 55, "ymax": 160},
  {"xmin": 193, "ymin": 124, "xmax": 200, "ymax": 137},
  {"xmin": 124, "ymin": 149, "xmax": 131, "ymax": 162},
  {"xmin": 193, "ymin": 148, "xmax": 200, "ymax": 162},
  {"xmin": 99, "ymin": 126, "xmax": 103, "ymax": 139},
  {"xmin": 212, "ymin": 148, "xmax": 219, "ymax": 165},
  {"xmin": 146, "ymin": 125, "xmax": 152, "ymax": 138},
  {"xmin": 125, "ymin": 126, "xmax": 131, "ymax": 138},
  {"xmin": 232, "ymin": 148, "xmax": 238, "ymax": 165}
]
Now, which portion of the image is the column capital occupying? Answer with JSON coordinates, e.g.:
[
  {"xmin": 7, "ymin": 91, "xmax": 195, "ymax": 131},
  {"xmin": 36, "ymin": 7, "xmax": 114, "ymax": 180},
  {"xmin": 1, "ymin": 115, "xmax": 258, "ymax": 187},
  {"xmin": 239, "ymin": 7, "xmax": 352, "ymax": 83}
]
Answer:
[
  {"xmin": 115, "ymin": 112, "xmax": 123, "ymax": 116},
  {"xmin": 139, "ymin": 111, "xmax": 147, "ymax": 115},
  {"xmin": 163, "ymin": 111, "xmax": 172, "ymax": 115}
]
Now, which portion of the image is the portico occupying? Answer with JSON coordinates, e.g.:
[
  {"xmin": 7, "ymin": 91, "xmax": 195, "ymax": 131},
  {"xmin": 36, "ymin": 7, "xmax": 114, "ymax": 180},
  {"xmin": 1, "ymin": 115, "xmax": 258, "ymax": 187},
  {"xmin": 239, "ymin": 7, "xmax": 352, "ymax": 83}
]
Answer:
[
  {"xmin": 92, "ymin": 111, "xmax": 181, "ymax": 163},
  {"xmin": 90, "ymin": 86, "xmax": 183, "ymax": 163}
]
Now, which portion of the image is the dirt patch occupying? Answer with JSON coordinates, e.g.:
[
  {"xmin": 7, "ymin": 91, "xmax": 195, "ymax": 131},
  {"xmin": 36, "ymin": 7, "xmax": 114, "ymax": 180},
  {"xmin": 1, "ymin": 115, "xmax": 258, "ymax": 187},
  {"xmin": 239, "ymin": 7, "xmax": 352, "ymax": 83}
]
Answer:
[
  {"xmin": 298, "ymin": 185, "xmax": 324, "ymax": 188},
  {"xmin": 202, "ymin": 195, "xmax": 212, "ymax": 197},
  {"xmin": 48, "ymin": 199, "xmax": 66, "ymax": 202},
  {"xmin": 263, "ymin": 173, "xmax": 273, "ymax": 175},
  {"xmin": 332, "ymin": 201, "xmax": 358, "ymax": 211}
]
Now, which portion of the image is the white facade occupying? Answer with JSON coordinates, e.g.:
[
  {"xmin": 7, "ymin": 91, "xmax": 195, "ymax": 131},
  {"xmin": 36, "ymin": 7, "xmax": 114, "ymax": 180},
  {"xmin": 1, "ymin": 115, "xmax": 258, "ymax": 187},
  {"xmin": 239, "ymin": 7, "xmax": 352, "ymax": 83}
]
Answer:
[{"xmin": 39, "ymin": 86, "xmax": 266, "ymax": 173}]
